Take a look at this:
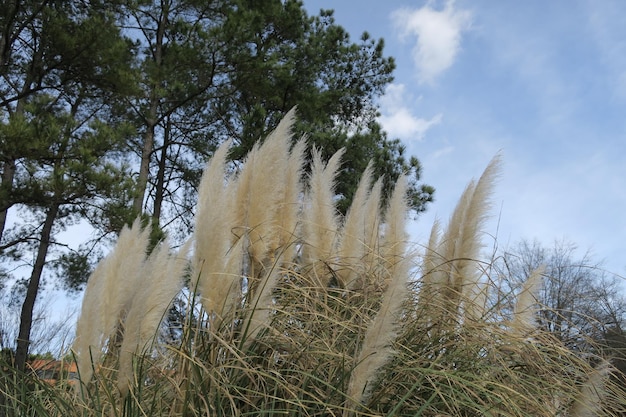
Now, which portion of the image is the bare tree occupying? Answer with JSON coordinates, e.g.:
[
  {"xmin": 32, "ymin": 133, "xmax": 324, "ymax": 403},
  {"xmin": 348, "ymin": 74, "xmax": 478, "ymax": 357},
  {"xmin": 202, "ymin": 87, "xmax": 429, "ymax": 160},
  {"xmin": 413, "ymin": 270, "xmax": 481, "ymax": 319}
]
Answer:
[
  {"xmin": 0, "ymin": 288, "xmax": 74, "ymax": 358},
  {"xmin": 499, "ymin": 239, "xmax": 626, "ymax": 351}
]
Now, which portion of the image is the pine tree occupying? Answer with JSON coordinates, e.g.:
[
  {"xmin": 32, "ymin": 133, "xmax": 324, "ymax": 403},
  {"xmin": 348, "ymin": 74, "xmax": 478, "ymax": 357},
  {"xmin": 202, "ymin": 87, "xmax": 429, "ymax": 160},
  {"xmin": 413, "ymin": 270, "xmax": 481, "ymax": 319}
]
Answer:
[{"xmin": 0, "ymin": 0, "xmax": 136, "ymax": 370}]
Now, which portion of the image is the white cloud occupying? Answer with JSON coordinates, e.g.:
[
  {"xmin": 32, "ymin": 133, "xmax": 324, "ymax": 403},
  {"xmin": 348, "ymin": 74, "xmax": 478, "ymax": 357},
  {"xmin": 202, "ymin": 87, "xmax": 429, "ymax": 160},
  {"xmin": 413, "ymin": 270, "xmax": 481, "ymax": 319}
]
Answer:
[
  {"xmin": 391, "ymin": 0, "xmax": 472, "ymax": 84},
  {"xmin": 378, "ymin": 83, "xmax": 442, "ymax": 140}
]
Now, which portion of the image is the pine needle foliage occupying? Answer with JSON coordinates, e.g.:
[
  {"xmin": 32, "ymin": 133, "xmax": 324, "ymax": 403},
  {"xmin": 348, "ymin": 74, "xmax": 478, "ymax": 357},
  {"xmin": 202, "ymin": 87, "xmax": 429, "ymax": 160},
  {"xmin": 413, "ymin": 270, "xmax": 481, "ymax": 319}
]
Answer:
[{"xmin": 5, "ymin": 111, "xmax": 625, "ymax": 417}]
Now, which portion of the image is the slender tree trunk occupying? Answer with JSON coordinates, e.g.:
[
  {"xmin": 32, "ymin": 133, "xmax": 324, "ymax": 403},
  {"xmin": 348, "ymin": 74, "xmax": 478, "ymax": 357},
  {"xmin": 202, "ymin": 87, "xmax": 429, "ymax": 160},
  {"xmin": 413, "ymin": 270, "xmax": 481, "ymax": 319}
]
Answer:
[
  {"xmin": 152, "ymin": 118, "xmax": 170, "ymax": 225},
  {"xmin": 131, "ymin": 5, "xmax": 167, "ymax": 214},
  {"xmin": 14, "ymin": 200, "xmax": 59, "ymax": 371},
  {"xmin": 0, "ymin": 160, "xmax": 15, "ymax": 243},
  {"xmin": 133, "ymin": 120, "xmax": 157, "ymax": 214},
  {"xmin": 0, "ymin": 21, "xmax": 44, "ymax": 242},
  {"xmin": 0, "ymin": 0, "xmax": 19, "ymax": 70}
]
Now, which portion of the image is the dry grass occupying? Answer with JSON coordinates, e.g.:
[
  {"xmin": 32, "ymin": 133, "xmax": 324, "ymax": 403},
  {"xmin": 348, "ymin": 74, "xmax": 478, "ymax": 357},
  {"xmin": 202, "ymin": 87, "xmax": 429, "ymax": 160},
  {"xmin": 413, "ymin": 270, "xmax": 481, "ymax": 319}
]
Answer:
[{"xmin": 3, "ymin": 110, "xmax": 625, "ymax": 417}]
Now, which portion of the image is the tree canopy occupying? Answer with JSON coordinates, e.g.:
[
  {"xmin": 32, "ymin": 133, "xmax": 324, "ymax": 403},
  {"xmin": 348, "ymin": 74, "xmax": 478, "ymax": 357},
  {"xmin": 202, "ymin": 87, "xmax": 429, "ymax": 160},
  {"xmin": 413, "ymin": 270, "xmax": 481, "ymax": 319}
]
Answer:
[
  {"xmin": 117, "ymin": 0, "xmax": 434, "ymax": 240},
  {"xmin": 0, "ymin": 0, "xmax": 434, "ymax": 364}
]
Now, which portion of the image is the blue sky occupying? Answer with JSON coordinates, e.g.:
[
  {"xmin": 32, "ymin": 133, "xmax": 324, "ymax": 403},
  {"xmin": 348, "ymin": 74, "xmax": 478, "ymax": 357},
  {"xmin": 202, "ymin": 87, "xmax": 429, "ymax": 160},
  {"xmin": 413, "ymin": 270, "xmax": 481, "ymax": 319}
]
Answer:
[{"xmin": 305, "ymin": 0, "xmax": 626, "ymax": 275}]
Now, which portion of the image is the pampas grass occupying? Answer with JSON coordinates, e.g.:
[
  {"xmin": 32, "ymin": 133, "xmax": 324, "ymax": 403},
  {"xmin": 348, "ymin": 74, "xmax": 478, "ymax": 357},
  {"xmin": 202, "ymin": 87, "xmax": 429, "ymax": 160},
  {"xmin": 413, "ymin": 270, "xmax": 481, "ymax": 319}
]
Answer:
[
  {"xmin": 345, "ymin": 175, "xmax": 410, "ymax": 410},
  {"xmin": 420, "ymin": 155, "xmax": 501, "ymax": 329},
  {"xmin": 302, "ymin": 146, "xmax": 345, "ymax": 286},
  {"xmin": 277, "ymin": 137, "xmax": 307, "ymax": 263},
  {"xmin": 21, "ymin": 111, "xmax": 622, "ymax": 417},
  {"xmin": 335, "ymin": 162, "xmax": 373, "ymax": 289},
  {"xmin": 230, "ymin": 109, "xmax": 293, "ymax": 276},
  {"xmin": 117, "ymin": 239, "xmax": 190, "ymax": 395},
  {"xmin": 191, "ymin": 137, "xmax": 239, "ymax": 318},
  {"xmin": 72, "ymin": 218, "xmax": 150, "ymax": 388},
  {"xmin": 568, "ymin": 359, "xmax": 613, "ymax": 417},
  {"xmin": 511, "ymin": 265, "xmax": 545, "ymax": 335}
]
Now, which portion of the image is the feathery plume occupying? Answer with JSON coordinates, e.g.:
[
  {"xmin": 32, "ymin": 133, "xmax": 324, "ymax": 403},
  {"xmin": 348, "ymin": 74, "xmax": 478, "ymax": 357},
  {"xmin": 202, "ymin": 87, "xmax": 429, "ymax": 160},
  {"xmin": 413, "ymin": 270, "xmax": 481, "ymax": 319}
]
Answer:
[
  {"xmin": 346, "ymin": 175, "xmax": 410, "ymax": 408},
  {"xmin": 233, "ymin": 109, "xmax": 294, "ymax": 276},
  {"xmin": 425, "ymin": 219, "xmax": 441, "ymax": 264},
  {"xmin": 568, "ymin": 360, "xmax": 613, "ymax": 417},
  {"xmin": 72, "ymin": 218, "xmax": 149, "ymax": 387},
  {"xmin": 416, "ymin": 219, "xmax": 445, "ymax": 322},
  {"xmin": 276, "ymin": 137, "xmax": 307, "ymax": 264},
  {"xmin": 510, "ymin": 265, "xmax": 544, "ymax": 334},
  {"xmin": 352, "ymin": 177, "xmax": 383, "ymax": 291},
  {"xmin": 421, "ymin": 218, "xmax": 441, "ymax": 287},
  {"xmin": 336, "ymin": 161, "xmax": 374, "ymax": 288},
  {"xmin": 118, "ymin": 240, "xmax": 190, "ymax": 395},
  {"xmin": 458, "ymin": 156, "xmax": 501, "ymax": 301},
  {"xmin": 102, "ymin": 218, "xmax": 151, "ymax": 337},
  {"xmin": 72, "ymin": 258, "xmax": 108, "ymax": 387},
  {"xmin": 363, "ymin": 178, "xmax": 383, "ymax": 248},
  {"xmin": 192, "ymin": 139, "xmax": 239, "ymax": 316},
  {"xmin": 302, "ymin": 147, "xmax": 345, "ymax": 286},
  {"xmin": 435, "ymin": 155, "xmax": 501, "ymax": 319}
]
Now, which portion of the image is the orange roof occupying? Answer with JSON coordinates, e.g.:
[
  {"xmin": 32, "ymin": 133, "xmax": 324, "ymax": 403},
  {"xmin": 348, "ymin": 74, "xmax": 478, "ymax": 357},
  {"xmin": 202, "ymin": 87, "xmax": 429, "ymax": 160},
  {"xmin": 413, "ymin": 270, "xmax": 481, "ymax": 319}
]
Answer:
[
  {"xmin": 27, "ymin": 359, "xmax": 78, "ymax": 386},
  {"xmin": 28, "ymin": 359, "xmax": 77, "ymax": 372}
]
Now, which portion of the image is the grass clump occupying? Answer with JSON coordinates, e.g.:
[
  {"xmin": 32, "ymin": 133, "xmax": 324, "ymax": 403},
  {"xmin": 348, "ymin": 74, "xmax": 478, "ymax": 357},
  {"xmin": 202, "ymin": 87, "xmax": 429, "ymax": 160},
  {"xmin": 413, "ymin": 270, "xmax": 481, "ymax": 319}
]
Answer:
[{"xmin": 2, "ymin": 108, "xmax": 625, "ymax": 417}]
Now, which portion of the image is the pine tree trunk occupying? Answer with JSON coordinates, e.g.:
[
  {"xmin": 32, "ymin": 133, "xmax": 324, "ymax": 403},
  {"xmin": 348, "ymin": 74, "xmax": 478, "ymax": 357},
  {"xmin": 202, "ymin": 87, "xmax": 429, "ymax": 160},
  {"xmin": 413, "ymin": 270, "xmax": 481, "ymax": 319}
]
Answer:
[
  {"xmin": 0, "ymin": 0, "xmax": 19, "ymax": 69},
  {"xmin": 131, "ymin": 5, "xmax": 167, "ymax": 215},
  {"xmin": 0, "ymin": 160, "xmax": 15, "ymax": 243},
  {"xmin": 0, "ymin": 22, "xmax": 43, "ymax": 242},
  {"xmin": 14, "ymin": 200, "xmax": 59, "ymax": 371},
  {"xmin": 133, "ymin": 121, "xmax": 156, "ymax": 214},
  {"xmin": 152, "ymin": 118, "xmax": 170, "ymax": 225}
]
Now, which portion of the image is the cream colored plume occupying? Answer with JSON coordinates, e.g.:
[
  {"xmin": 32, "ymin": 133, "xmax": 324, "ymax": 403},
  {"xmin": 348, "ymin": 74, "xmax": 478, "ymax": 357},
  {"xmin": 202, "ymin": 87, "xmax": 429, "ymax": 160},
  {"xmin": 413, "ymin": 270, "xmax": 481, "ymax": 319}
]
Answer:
[
  {"xmin": 352, "ymin": 177, "xmax": 383, "ymax": 291},
  {"xmin": 230, "ymin": 108, "xmax": 294, "ymax": 280},
  {"xmin": 72, "ymin": 259, "xmax": 109, "ymax": 387},
  {"xmin": 421, "ymin": 219, "xmax": 443, "ymax": 290},
  {"xmin": 72, "ymin": 219, "xmax": 149, "ymax": 387},
  {"xmin": 335, "ymin": 161, "xmax": 374, "ymax": 288},
  {"xmin": 567, "ymin": 359, "xmax": 613, "ymax": 417},
  {"xmin": 431, "ymin": 156, "xmax": 501, "ymax": 320},
  {"xmin": 276, "ymin": 137, "xmax": 307, "ymax": 264},
  {"xmin": 193, "ymin": 108, "xmax": 301, "ymax": 319},
  {"xmin": 192, "ymin": 138, "xmax": 239, "ymax": 317},
  {"xmin": 118, "ymin": 239, "xmax": 190, "ymax": 396},
  {"xmin": 346, "ymin": 175, "xmax": 410, "ymax": 409},
  {"xmin": 510, "ymin": 265, "xmax": 544, "ymax": 334},
  {"xmin": 302, "ymin": 147, "xmax": 345, "ymax": 286}
]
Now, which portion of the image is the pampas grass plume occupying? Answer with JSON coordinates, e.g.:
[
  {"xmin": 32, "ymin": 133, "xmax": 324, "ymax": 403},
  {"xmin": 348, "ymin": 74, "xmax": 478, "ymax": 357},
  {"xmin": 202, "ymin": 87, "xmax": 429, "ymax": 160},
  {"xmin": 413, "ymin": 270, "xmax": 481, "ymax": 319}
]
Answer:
[
  {"xmin": 72, "ymin": 218, "xmax": 150, "ymax": 387},
  {"xmin": 232, "ymin": 109, "xmax": 294, "ymax": 274},
  {"xmin": 277, "ymin": 137, "xmax": 307, "ymax": 263},
  {"xmin": 511, "ymin": 265, "xmax": 545, "ymax": 334},
  {"xmin": 346, "ymin": 175, "xmax": 410, "ymax": 409},
  {"xmin": 568, "ymin": 360, "xmax": 613, "ymax": 417},
  {"xmin": 118, "ymin": 239, "xmax": 190, "ymax": 395},
  {"xmin": 336, "ymin": 161, "xmax": 373, "ymax": 288},
  {"xmin": 192, "ymin": 138, "xmax": 238, "ymax": 316},
  {"xmin": 432, "ymin": 155, "xmax": 501, "ymax": 319},
  {"xmin": 352, "ymin": 177, "xmax": 383, "ymax": 291},
  {"xmin": 302, "ymin": 147, "xmax": 344, "ymax": 285}
]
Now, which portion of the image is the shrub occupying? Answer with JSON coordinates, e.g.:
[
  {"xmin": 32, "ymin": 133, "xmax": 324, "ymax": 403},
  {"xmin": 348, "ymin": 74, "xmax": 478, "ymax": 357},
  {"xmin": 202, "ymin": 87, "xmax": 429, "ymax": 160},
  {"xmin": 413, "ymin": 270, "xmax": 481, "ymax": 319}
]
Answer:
[{"xmin": 3, "ymin": 109, "xmax": 624, "ymax": 416}]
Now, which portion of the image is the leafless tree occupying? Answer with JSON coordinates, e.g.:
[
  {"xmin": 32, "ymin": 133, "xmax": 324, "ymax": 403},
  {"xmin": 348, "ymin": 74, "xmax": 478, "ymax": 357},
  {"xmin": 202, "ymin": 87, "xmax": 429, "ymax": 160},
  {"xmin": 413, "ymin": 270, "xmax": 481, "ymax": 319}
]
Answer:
[
  {"xmin": 0, "ymin": 288, "xmax": 74, "ymax": 358},
  {"xmin": 498, "ymin": 239, "xmax": 626, "ymax": 352}
]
